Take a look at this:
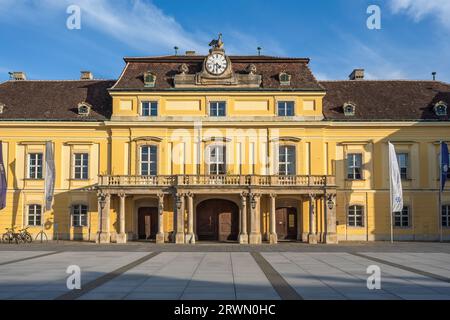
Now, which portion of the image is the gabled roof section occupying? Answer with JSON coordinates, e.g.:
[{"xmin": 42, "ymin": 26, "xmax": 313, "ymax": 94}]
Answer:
[
  {"xmin": 0, "ymin": 80, "xmax": 115, "ymax": 121},
  {"xmin": 320, "ymin": 80, "xmax": 450, "ymax": 121},
  {"xmin": 111, "ymin": 55, "xmax": 324, "ymax": 91}
]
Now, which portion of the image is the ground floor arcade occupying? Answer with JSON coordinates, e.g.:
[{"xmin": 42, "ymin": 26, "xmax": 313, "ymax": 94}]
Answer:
[{"xmin": 95, "ymin": 188, "xmax": 338, "ymax": 245}]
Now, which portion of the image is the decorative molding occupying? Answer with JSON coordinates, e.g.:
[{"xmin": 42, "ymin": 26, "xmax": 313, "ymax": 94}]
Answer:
[
  {"xmin": 132, "ymin": 136, "xmax": 163, "ymax": 142},
  {"xmin": 202, "ymin": 136, "xmax": 231, "ymax": 143},
  {"xmin": 270, "ymin": 136, "xmax": 301, "ymax": 143}
]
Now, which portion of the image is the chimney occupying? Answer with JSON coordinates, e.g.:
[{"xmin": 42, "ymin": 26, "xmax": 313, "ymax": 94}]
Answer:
[
  {"xmin": 185, "ymin": 51, "xmax": 196, "ymax": 56},
  {"xmin": 349, "ymin": 69, "xmax": 364, "ymax": 81},
  {"xmin": 80, "ymin": 71, "xmax": 93, "ymax": 80},
  {"xmin": 9, "ymin": 71, "xmax": 27, "ymax": 81}
]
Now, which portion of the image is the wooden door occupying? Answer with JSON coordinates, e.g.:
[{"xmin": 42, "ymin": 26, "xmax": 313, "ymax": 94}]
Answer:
[
  {"xmin": 276, "ymin": 207, "xmax": 297, "ymax": 240},
  {"xmin": 196, "ymin": 201, "xmax": 218, "ymax": 240},
  {"xmin": 197, "ymin": 199, "xmax": 238, "ymax": 241},
  {"xmin": 138, "ymin": 207, "xmax": 158, "ymax": 240}
]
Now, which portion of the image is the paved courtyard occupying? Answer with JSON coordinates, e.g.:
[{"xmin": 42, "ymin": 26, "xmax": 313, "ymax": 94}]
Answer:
[{"xmin": 1, "ymin": 242, "xmax": 450, "ymax": 300}]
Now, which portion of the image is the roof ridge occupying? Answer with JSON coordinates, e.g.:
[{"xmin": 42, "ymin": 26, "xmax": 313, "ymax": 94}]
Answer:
[
  {"xmin": 3, "ymin": 79, "xmax": 117, "ymax": 82},
  {"xmin": 320, "ymin": 79, "xmax": 449, "ymax": 84}
]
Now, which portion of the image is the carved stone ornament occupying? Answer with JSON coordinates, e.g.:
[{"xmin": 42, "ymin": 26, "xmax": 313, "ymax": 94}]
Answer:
[{"xmin": 179, "ymin": 63, "xmax": 189, "ymax": 75}]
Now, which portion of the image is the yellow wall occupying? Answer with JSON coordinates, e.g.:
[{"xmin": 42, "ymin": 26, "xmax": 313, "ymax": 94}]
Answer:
[{"xmin": 0, "ymin": 91, "xmax": 449, "ymax": 241}]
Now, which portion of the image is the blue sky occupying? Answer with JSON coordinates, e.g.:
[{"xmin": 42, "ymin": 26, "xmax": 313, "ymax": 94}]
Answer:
[{"xmin": 0, "ymin": 0, "xmax": 449, "ymax": 82}]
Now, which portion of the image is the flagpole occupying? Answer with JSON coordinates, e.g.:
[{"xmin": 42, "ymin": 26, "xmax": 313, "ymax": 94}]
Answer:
[
  {"xmin": 439, "ymin": 141, "xmax": 443, "ymax": 242},
  {"xmin": 388, "ymin": 141, "xmax": 393, "ymax": 244}
]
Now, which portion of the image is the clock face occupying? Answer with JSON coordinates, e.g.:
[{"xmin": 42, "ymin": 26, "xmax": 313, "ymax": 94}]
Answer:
[{"xmin": 205, "ymin": 53, "xmax": 228, "ymax": 75}]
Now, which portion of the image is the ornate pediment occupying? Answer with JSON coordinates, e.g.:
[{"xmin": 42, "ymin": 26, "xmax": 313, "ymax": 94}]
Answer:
[{"xmin": 174, "ymin": 34, "xmax": 262, "ymax": 88}]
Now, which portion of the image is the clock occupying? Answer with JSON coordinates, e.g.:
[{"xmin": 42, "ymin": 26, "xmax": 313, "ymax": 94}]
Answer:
[{"xmin": 205, "ymin": 53, "xmax": 228, "ymax": 75}]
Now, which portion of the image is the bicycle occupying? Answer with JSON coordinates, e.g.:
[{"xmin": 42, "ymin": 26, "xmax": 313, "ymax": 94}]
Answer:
[
  {"xmin": 2, "ymin": 227, "xmax": 24, "ymax": 244},
  {"xmin": 18, "ymin": 227, "xmax": 33, "ymax": 243}
]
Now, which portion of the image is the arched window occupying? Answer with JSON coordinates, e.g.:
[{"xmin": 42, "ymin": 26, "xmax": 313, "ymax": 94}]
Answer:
[
  {"xmin": 434, "ymin": 101, "xmax": 448, "ymax": 116},
  {"xmin": 348, "ymin": 205, "xmax": 364, "ymax": 227}
]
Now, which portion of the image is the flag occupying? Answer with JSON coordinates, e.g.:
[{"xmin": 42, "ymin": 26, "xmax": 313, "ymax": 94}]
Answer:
[
  {"xmin": 44, "ymin": 141, "xmax": 55, "ymax": 211},
  {"xmin": 440, "ymin": 142, "xmax": 449, "ymax": 191},
  {"xmin": 0, "ymin": 142, "xmax": 7, "ymax": 210},
  {"xmin": 388, "ymin": 142, "xmax": 403, "ymax": 212}
]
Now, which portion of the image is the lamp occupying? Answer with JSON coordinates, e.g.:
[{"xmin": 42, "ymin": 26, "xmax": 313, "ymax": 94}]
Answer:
[
  {"xmin": 250, "ymin": 195, "xmax": 257, "ymax": 209},
  {"xmin": 176, "ymin": 196, "xmax": 182, "ymax": 210},
  {"xmin": 98, "ymin": 193, "xmax": 107, "ymax": 210}
]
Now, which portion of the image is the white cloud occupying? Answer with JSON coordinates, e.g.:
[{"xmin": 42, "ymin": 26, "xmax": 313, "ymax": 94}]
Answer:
[
  {"xmin": 0, "ymin": 0, "xmax": 286, "ymax": 56},
  {"xmin": 390, "ymin": 0, "xmax": 450, "ymax": 30}
]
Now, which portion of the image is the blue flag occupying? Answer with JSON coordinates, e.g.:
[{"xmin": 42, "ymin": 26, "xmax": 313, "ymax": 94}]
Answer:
[
  {"xmin": 0, "ymin": 142, "xmax": 7, "ymax": 210},
  {"xmin": 441, "ymin": 142, "xmax": 449, "ymax": 191}
]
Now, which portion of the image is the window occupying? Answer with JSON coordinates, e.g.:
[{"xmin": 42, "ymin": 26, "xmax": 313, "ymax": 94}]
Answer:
[
  {"xmin": 140, "ymin": 145, "xmax": 157, "ymax": 176},
  {"xmin": 27, "ymin": 204, "xmax": 42, "ymax": 226},
  {"xmin": 77, "ymin": 103, "xmax": 91, "ymax": 116},
  {"xmin": 209, "ymin": 101, "xmax": 226, "ymax": 117},
  {"xmin": 348, "ymin": 205, "xmax": 363, "ymax": 227},
  {"xmin": 74, "ymin": 153, "xmax": 89, "ymax": 180},
  {"xmin": 434, "ymin": 102, "xmax": 448, "ymax": 116},
  {"xmin": 72, "ymin": 204, "xmax": 88, "ymax": 227},
  {"xmin": 347, "ymin": 153, "xmax": 362, "ymax": 180},
  {"xmin": 397, "ymin": 153, "xmax": 409, "ymax": 180},
  {"xmin": 277, "ymin": 101, "xmax": 294, "ymax": 116},
  {"xmin": 143, "ymin": 71, "xmax": 156, "ymax": 87},
  {"xmin": 278, "ymin": 146, "xmax": 296, "ymax": 175},
  {"xmin": 343, "ymin": 103, "xmax": 356, "ymax": 116},
  {"xmin": 208, "ymin": 145, "xmax": 226, "ymax": 174},
  {"xmin": 442, "ymin": 205, "xmax": 450, "ymax": 227},
  {"xmin": 141, "ymin": 101, "xmax": 158, "ymax": 116},
  {"xmin": 394, "ymin": 206, "xmax": 410, "ymax": 227},
  {"xmin": 279, "ymin": 72, "xmax": 291, "ymax": 86},
  {"xmin": 28, "ymin": 153, "xmax": 43, "ymax": 179}
]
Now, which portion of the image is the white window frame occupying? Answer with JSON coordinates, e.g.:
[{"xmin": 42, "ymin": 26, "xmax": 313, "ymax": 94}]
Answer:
[
  {"xmin": 141, "ymin": 101, "xmax": 158, "ymax": 117},
  {"xmin": 140, "ymin": 145, "xmax": 157, "ymax": 176},
  {"xmin": 348, "ymin": 205, "xmax": 364, "ymax": 227},
  {"xmin": 347, "ymin": 153, "xmax": 363, "ymax": 180},
  {"xmin": 73, "ymin": 153, "xmax": 89, "ymax": 180},
  {"xmin": 397, "ymin": 153, "xmax": 409, "ymax": 180},
  {"xmin": 207, "ymin": 144, "xmax": 226, "ymax": 175},
  {"xmin": 394, "ymin": 206, "xmax": 410, "ymax": 228},
  {"xmin": 277, "ymin": 101, "xmax": 295, "ymax": 116},
  {"xmin": 27, "ymin": 204, "xmax": 42, "ymax": 226},
  {"xmin": 72, "ymin": 204, "xmax": 88, "ymax": 227},
  {"xmin": 442, "ymin": 205, "xmax": 450, "ymax": 228},
  {"xmin": 209, "ymin": 101, "xmax": 226, "ymax": 117},
  {"xmin": 28, "ymin": 153, "xmax": 43, "ymax": 179},
  {"xmin": 278, "ymin": 145, "xmax": 296, "ymax": 175}
]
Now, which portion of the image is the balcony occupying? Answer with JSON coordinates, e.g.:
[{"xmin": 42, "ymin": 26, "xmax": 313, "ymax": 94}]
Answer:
[{"xmin": 98, "ymin": 174, "xmax": 336, "ymax": 188}]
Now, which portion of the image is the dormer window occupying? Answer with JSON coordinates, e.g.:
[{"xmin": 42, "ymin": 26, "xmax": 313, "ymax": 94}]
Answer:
[
  {"xmin": 77, "ymin": 102, "xmax": 91, "ymax": 116},
  {"xmin": 0, "ymin": 103, "xmax": 4, "ymax": 114},
  {"xmin": 343, "ymin": 102, "xmax": 356, "ymax": 116},
  {"xmin": 144, "ymin": 71, "xmax": 156, "ymax": 87},
  {"xmin": 279, "ymin": 72, "xmax": 291, "ymax": 86},
  {"xmin": 434, "ymin": 101, "xmax": 448, "ymax": 116}
]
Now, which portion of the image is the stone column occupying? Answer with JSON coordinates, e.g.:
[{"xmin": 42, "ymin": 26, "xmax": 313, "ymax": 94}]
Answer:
[
  {"xmin": 185, "ymin": 192, "xmax": 195, "ymax": 244},
  {"xmin": 308, "ymin": 193, "xmax": 318, "ymax": 244},
  {"xmin": 238, "ymin": 192, "xmax": 248, "ymax": 244},
  {"xmin": 174, "ymin": 193, "xmax": 185, "ymax": 244},
  {"xmin": 249, "ymin": 193, "xmax": 262, "ymax": 244},
  {"xmin": 96, "ymin": 192, "xmax": 111, "ymax": 244},
  {"xmin": 324, "ymin": 193, "xmax": 338, "ymax": 244},
  {"xmin": 156, "ymin": 192, "xmax": 165, "ymax": 244},
  {"xmin": 269, "ymin": 193, "xmax": 278, "ymax": 244},
  {"xmin": 116, "ymin": 193, "xmax": 127, "ymax": 243}
]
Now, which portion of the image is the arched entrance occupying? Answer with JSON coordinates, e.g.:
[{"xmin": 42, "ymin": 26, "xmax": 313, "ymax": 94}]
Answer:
[
  {"xmin": 138, "ymin": 207, "xmax": 158, "ymax": 240},
  {"xmin": 196, "ymin": 199, "xmax": 239, "ymax": 241},
  {"xmin": 276, "ymin": 207, "xmax": 297, "ymax": 240}
]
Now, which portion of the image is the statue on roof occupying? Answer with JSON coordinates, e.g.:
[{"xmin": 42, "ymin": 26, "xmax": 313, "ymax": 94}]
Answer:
[{"xmin": 209, "ymin": 33, "xmax": 224, "ymax": 49}]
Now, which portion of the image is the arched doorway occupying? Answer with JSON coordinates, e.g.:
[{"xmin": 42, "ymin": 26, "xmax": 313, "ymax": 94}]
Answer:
[
  {"xmin": 138, "ymin": 207, "xmax": 158, "ymax": 240},
  {"xmin": 196, "ymin": 199, "xmax": 239, "ymax": 241},
  {"xmin": 276, "ymin": 207, "xmax": 297, "ymax": 240}
]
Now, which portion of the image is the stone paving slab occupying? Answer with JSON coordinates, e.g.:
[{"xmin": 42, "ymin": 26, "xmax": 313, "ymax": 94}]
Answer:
[
  {"xmin": 0, "ymin": 251, "xmax": 148, "ymax": 300},
  {"xmin": 80, "ymin": 252, "xmax": 279, "ymax": 300},
  {"xmin": 262, "ymin": 252, "xmax": 450, "ymax": 300},
  {"xmin": 0, "ymin": 251, "xmax": 53, "ymax": 264}
]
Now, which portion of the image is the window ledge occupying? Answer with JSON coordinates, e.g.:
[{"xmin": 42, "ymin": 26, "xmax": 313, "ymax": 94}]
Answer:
[{"xmin": 23, "ymin": 178, "xmax": 44, "ymax": 181}]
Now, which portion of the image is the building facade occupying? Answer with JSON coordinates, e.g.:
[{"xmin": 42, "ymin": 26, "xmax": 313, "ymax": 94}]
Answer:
[{"xmin": 0, "ymin": 38, "xmax": 449, "ymax": 244}]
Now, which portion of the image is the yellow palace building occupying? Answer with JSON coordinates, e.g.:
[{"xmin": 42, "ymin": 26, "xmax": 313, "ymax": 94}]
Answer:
[{"xmin": 0, "ymin": 37, "xmax": 449, "ymax": 244}]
